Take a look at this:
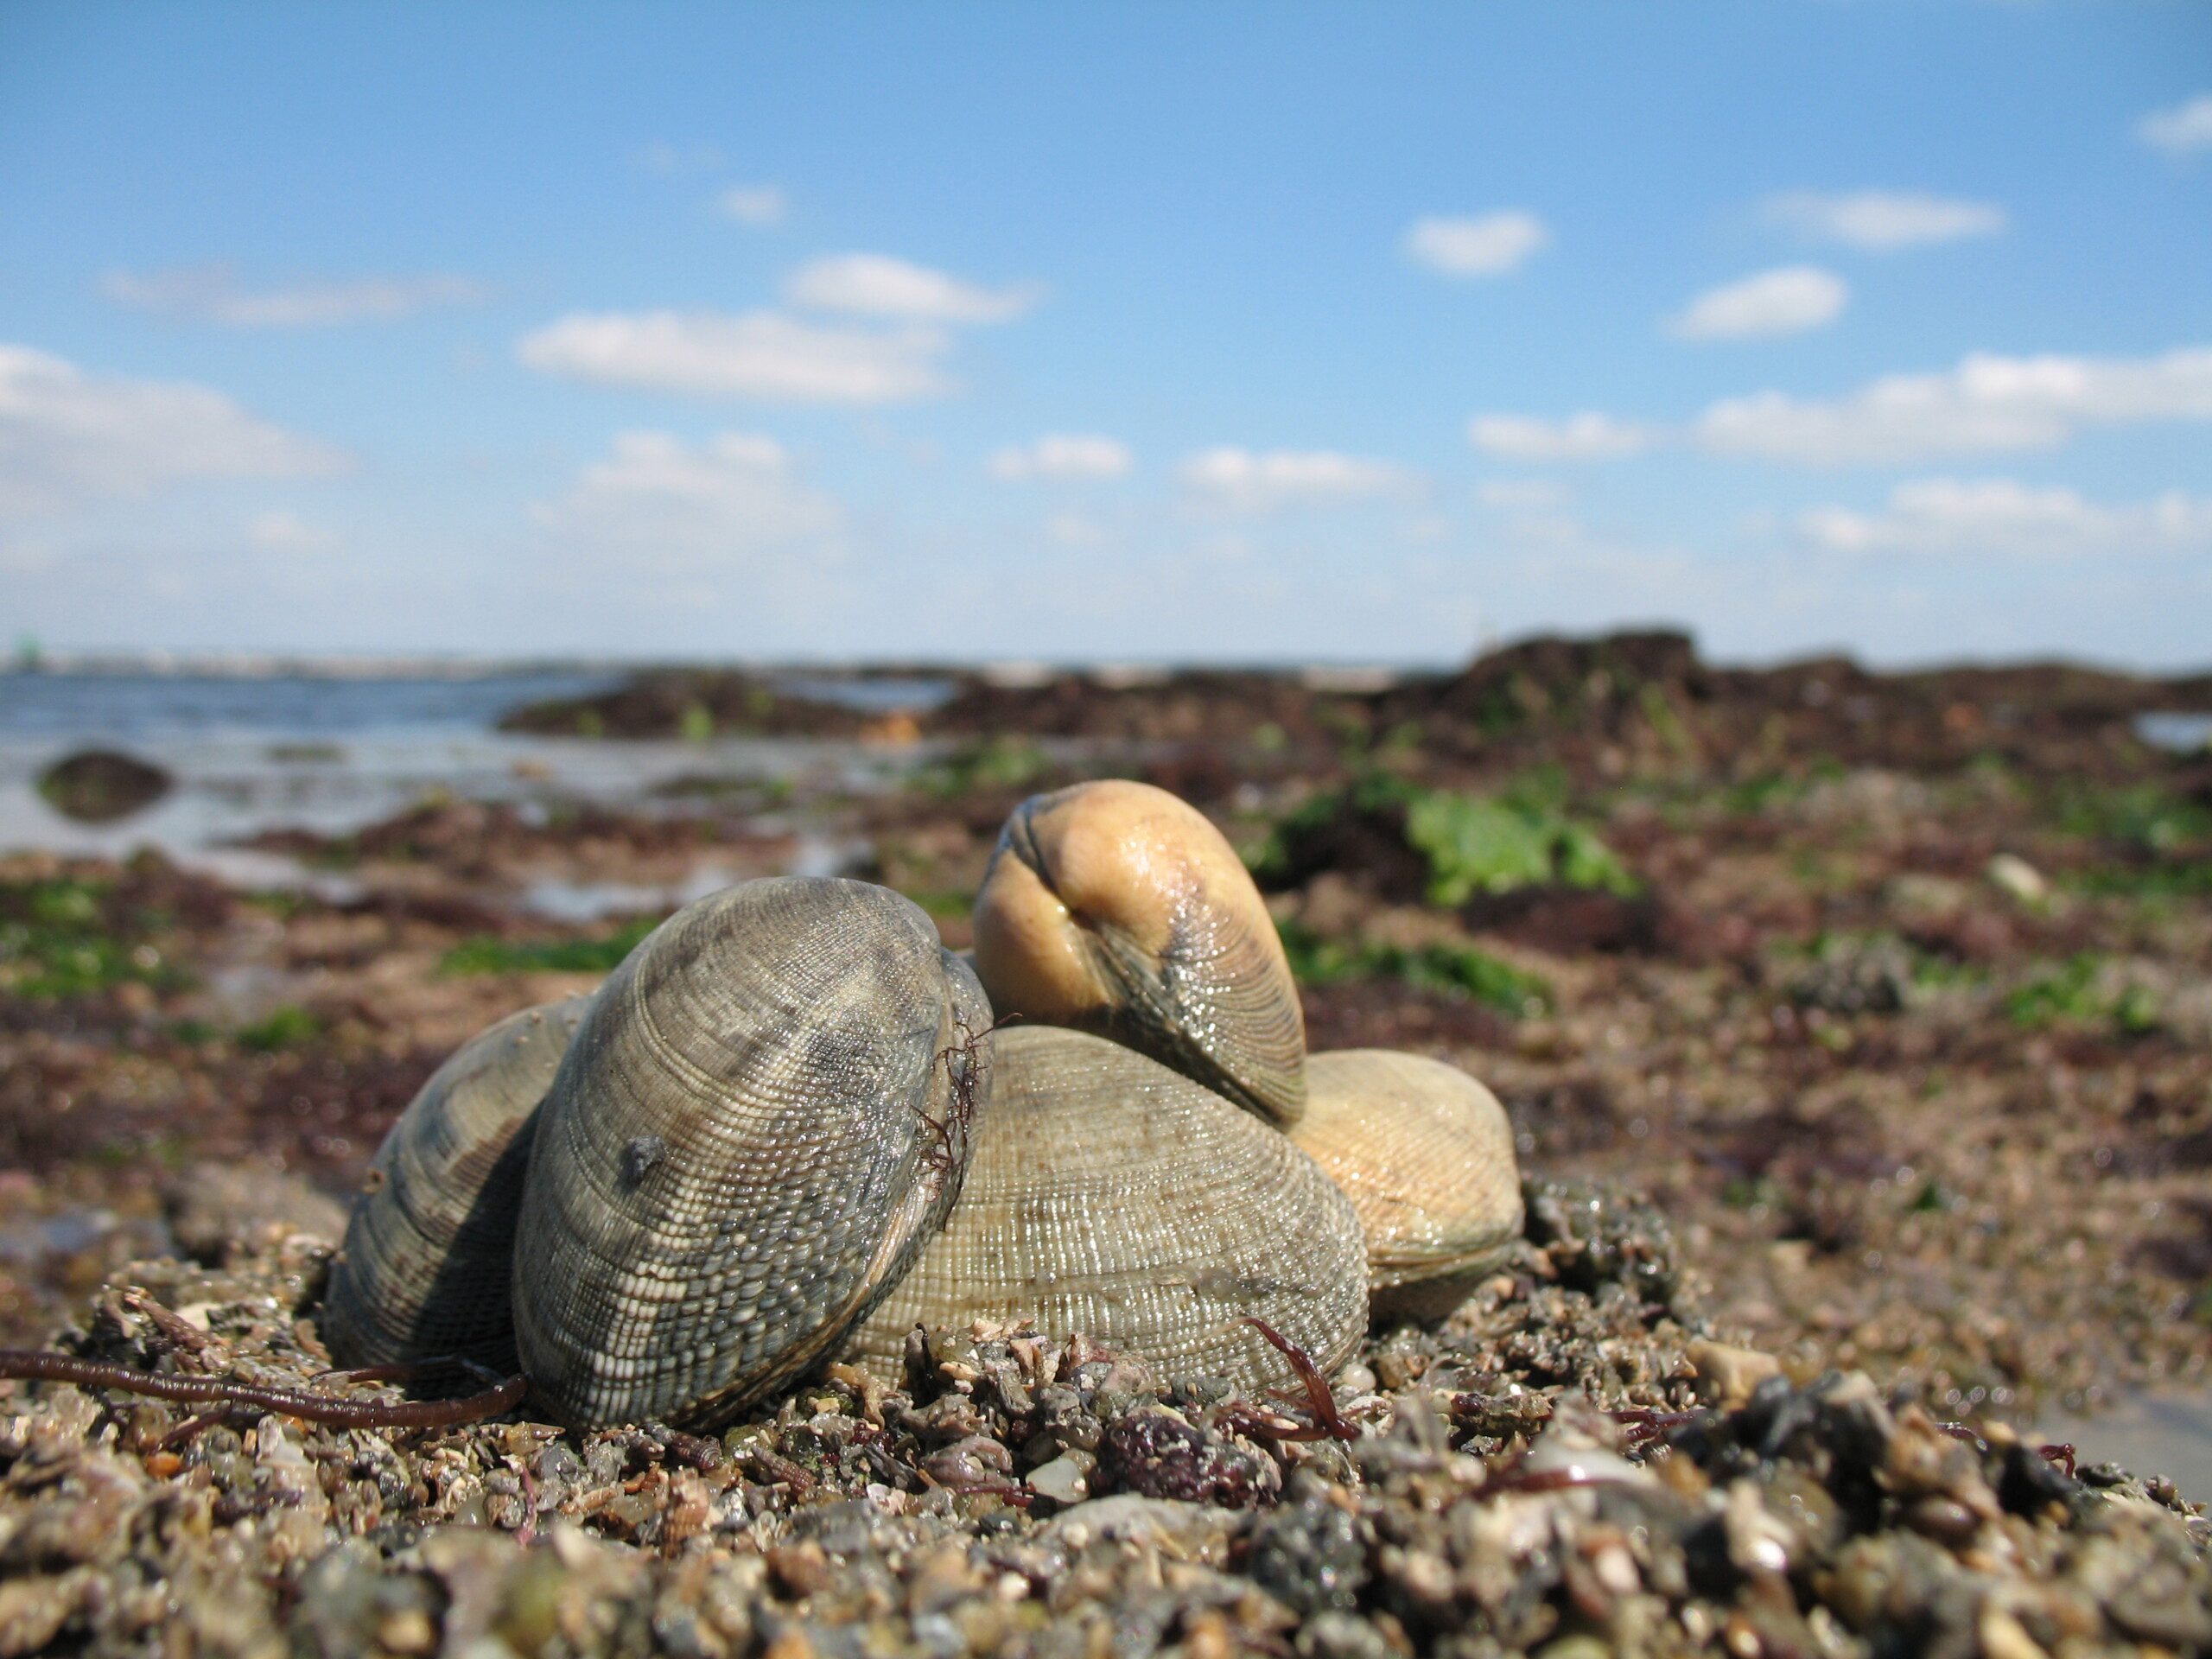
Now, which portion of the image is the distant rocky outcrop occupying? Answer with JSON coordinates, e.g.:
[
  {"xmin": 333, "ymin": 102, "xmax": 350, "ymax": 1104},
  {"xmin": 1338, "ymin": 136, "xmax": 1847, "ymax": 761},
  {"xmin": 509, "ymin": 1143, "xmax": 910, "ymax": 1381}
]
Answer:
[
  {"xmin": 36, "ymin": 748, "xmax": 173, "ymax": 823},
  {"xmin": 497, "ymin": 671, "xmax": 872, "ymax": 739},
  {"xmin": 489, "ymin": 631, "xmax": 2212, "ymax": 788}
]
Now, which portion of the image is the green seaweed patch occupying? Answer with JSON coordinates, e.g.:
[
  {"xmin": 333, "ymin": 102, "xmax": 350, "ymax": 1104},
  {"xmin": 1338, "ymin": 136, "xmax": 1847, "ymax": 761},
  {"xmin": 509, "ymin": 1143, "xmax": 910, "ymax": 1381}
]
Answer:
[
  {"xmin": 2069, "ymin": 861, "xmax": 2212, "ymax": 899},
  {"xmin": 896, "ymin": 887, "xmax": 974, "ymax": 920},
  {"xmin": 1405, "ymin": 788, "xmax": 1637, "ymax": 905},
  {"xmin": 439, "ymin": 918, "xmax": 660, "ymax": 976},
  {"xmin": 1250, "ymin": 771, "xmax": 1637, "ymax": 908},
  {"xmin": 2050, "ymin": 783, "xmax": 2212, "ymax": 857},
  {"xmin": 1279, "ymin": 920, "xmax": 1552, "ymax": 1017},
  {"xmin": 237, "ymin": 1004, "xmax": 323, "ymax": 1052},
  {"xmin": 0, "ymin": 876, "xmax": 183, "ymax": 999},
  {"xmin": 917, "ymin": 736, "xmax": 1052, "ymax": 799},
  {"xmin": 2004, "ymin": 955, "xmax": 2163, "ymax": 1035}
]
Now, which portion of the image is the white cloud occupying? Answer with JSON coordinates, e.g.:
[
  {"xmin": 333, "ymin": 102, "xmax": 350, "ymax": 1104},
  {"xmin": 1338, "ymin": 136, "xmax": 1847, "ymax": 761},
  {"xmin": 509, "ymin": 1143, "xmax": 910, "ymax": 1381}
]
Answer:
[
  {"xmin": 784, "ymin": 254, "xmax": 1039, "ymax": 323},
  {"xmin": 516, "ymin": 309, "xmax": 951, "ymax": 404},
  {"xmin": 717, "ymin": 185, "xmax": 786, "ymax": 226},
  {"xmin": 1467, "ymin": 412, "xmax": 1655, "ymax": 462},
  {"xmin": 1765, "ymin": 190, "xmax": 2005, "ymax": 251},
  {"xmin": 2139, "ymin": 94, "xmax": 2212, "ymax": 156},
  {"xmin": 1475, "ymin": 479, "xmax": 1568, "ymax": 511},
  {"xmin": 1046, "ymin": 512, "xmax": 1110, "ymax": 547},
  {"xmin": 632, "ymin": 143, "xmax": 724, "ymax": 175},
  {"xmin": 1402, "ymin": 212, "xmax": 1549, "ymax": 277},
  {"xmin": 1697, "ymin": 345, "xmax": 2212, "ymax": 465},
  {"xmin": 0, "ymin": 342, "xmax": 344, "ymax": 517},
  {"xmin": 1178, "ymin": 447, "xmax": 1418, "ymax": 512},
  {"xmin": 102, "ymin": 266, "xmax": 487, "ymax": 327},
  {"xmin": 988, "ymin": 434, "xmax": 1134, "ymax": 481},
  {"xmin": 1669, "ymin": 265, "xmax": 1847, "ymax": 340},
  {"xmin": 1800, "ymin": 478, "xmax": 2212, "ymax": 559},
  {"xmin": 534, "ymin": 431, "xmax": 842, "ymax": 570},
  {"xmin": 247, "ymin": 510, "xmax": 337, "ymax": 553}
]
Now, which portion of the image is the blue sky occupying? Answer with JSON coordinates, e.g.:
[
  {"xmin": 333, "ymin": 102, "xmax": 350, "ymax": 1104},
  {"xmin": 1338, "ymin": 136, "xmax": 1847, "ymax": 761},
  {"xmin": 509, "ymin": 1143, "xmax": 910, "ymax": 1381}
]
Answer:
[{"xmin": 2, "ymin": 3, "xmax": 2208, "ymax": 667}]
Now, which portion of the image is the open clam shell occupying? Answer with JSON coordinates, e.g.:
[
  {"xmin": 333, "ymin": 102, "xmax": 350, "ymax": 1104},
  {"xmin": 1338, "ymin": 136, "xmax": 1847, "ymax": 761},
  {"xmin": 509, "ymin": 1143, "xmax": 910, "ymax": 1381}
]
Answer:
[
  {"xmin": 844, "ymin": 1026, "xmax": 1364, "ymax": 1393},
  {"xmin": 323, "ymin": 996, "xmax": 588, "ymax": 1371},
  {"xmin": 972, "ymin": 779, "xmax": 1306, "ymax": 1127},
  {"xmin": 1292, "ymin": 1049, "xmax": 1523, "ymax": 1324},
  {"xmin": 512, "ymin": 877, "xmax": 990, "ymax": 1429}
]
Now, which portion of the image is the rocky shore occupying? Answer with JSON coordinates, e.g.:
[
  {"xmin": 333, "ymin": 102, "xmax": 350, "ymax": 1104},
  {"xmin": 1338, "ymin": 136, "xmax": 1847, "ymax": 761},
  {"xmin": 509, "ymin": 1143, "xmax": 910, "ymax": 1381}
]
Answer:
[
  {"xmin": 4, "ymin": 1179, "xmax": 2206, "ymax": 1659},
  {"xmin": 3, "ymin": 629, "xmax": 2208, "ymax": 1653}
]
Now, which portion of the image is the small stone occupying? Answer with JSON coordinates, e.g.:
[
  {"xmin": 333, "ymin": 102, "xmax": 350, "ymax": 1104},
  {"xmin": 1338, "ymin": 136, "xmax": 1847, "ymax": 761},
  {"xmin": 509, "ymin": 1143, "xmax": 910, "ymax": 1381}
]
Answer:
[
  {"xmin": 1297, "ymin": 1611, "xmax": 1392, "ymax": 1659},
  {"xmin": 1977, "ymin": 1604, "xmax": 2048, "ymax": 1659},
  {"xmin": 1688, "ymin": 1338, "xmax": 1784, "ymax": 1410},
  {"xmin": 1027, "ymin": 1454, "xmax": 1090, "ymax": 1506},
  {"xmin": 1986, "ymin": 854, "xmax": 2048, "ymax": 904},
  {"xmin": 375, "ymin": 1608, "xmax": 437, "ymax": 1656}
]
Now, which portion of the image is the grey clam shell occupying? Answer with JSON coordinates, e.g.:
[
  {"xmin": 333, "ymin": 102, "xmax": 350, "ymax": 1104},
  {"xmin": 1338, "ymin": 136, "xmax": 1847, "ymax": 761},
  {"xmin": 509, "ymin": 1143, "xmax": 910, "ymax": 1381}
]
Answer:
[
  {"xmin": 512, "ymin": 876, "xmax": 990, "ymax": 1430},
  {"xmin": 844, "ymin": 1027, "xmax": 1365, "ymax": 1393},
  {"xmin": 323, "ymin": 996, "xmax": 589, "ymax": 1371}
]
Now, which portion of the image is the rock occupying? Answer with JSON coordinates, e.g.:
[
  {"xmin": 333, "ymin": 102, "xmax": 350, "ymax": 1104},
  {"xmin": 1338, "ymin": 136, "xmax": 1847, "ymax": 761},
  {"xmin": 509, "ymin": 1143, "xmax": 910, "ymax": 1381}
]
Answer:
[
  {"xmin": 1249, "ymin": 1488, "xmax": 1368, "ymax": 1614},
  {"xmin": 1026, "ymin": 1453, "xmax": 1092, "ymax": 1506},
  {"xmin": 35, "ymin": 749, "xmax": 172, "ymax": 823},
  {"xmin": 1986, "ymin": 853, "xmax": 2049, "ymax": 905},
  {"xmin": 1039, "ymin": 1494, "xmax": 1247, "ymax": 1554},
  {"xmin": 1688, "ymin": 1339, "xmax": 1785, "ymax": 1410},
  {"xmin": 165, "ymin": 1160, "xmax": 349, "ymax": 1259}
]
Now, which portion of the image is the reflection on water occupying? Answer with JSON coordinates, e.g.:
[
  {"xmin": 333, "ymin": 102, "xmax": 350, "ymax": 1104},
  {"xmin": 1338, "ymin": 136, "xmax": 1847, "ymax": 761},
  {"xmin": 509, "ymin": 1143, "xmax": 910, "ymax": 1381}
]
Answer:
[
  {"xmin": 0, "ymin": 671, "xmax": 937, "ymax": 865},
  {"xmin": 772, "ymin": 674, "xmax": 955, "ymax": 713},
  {"xmin": 2037, "ymin": 1389, "xmax": 2212, "ymax": 1503},
  {"xmin": 0, "ymin": 669, "xmax": 618, "ymax": 741},
  {"xmin": 2137, "ymin": 711, "xmax": 2212, "ymax": 754}
]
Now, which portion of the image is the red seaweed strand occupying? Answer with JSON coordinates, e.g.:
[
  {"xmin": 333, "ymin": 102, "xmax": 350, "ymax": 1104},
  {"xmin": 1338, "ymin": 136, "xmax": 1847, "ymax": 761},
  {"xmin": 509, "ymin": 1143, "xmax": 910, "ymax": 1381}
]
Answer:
[{"xmin": 0, "ymin": 1349, "xmax": 526, "ymax": 1430}]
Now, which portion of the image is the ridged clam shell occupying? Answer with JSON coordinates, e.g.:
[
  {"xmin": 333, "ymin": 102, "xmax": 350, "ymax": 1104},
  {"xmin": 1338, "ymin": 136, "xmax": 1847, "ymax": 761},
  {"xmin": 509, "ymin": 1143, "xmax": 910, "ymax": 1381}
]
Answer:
[
  {"xmin": 323, "ymin": 996, "xmax": 588, "ymax": 1371},
  {"xmin": 1292, "ymin": 1049, "xmax": 1523, "ymax": 1323},
  {"xmin": 844, "ymin": 1027, "xmax": 1363, "ymax": 1392},
  {"xmin": 973, "ymin": 780, "xmax": 1306, "ymax": 1127},
  {"xmin": 512, "ymin": 877, "xmax": 990, "ymax": 1429}
]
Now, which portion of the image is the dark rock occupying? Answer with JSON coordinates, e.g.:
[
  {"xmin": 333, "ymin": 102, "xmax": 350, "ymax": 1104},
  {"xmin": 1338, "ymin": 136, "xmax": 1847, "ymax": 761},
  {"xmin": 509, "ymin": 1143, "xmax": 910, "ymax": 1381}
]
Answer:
[
  {"xmin": 36, "ymin": 749, "xmax": 171, "ymax": 823},
  {"xmin": 1096, "ymin": 1406, "xmax": 1277, "ymax": 1509},
  {"xmin": 1249, "ymin": 1484, "xmax": 1369, "ymax": 1613}
]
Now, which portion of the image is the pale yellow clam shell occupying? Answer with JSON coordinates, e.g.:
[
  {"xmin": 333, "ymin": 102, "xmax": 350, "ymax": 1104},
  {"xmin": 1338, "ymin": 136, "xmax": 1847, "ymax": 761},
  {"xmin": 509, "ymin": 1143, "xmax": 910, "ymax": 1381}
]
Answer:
[
  {"xmin": 972, "ymin": 779, "xmax": 1306, "ymax": 1127},
  {"xmin": 1291, "ymin": 1049, "xmax": 1523, "ymax": 1323},
  {"xmin": 844, "ymin": 1027, "xmax": 1364, "ymax": 1392}
]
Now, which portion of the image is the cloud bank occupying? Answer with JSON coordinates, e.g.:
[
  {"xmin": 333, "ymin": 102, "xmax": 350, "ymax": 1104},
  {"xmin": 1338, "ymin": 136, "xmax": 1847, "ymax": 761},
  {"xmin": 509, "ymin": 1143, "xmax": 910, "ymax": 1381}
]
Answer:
[
  {"xmin": 1764, "ymin": 190, "xmax": 2005, "ymax": 251},
  {"xmin": 1801, "ymin": 478, "xmax": 2212, "ymax": 559},
  {"xmin": 517, "ymin": 310, "xmax": 952, "ymax": 404},
  {"xmin": 785, "ymin": 254, "xmax": 1039, "ymax": 323},
  {"xmin": 1669, "ymin": 266, "xmax": 1847, "ymax": 340},
  {"xmin": 1402, "ymin": 212, "xmax": 1549, "ymax": 277},
  {"xmin": 0, "ymin": 343, "xmax": 344, "ymax": 517},
  {"xmin": 103, "ymin": 266, "xmax": 487, "ymax": 327},
  {"xmin": 1179, "ymin": 448, "xmax": 1417, "ymax": 512},
  {"xmin": 988, "ymin": 435, "xmax": 1134, "ymax": 481}
]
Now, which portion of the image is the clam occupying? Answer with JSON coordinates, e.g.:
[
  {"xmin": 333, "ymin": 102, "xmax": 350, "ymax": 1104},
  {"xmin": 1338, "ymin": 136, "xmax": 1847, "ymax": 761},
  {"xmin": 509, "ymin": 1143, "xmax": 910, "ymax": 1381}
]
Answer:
[
  {"xmin": 324, "ymin": 995, "xmax": 589, "ymax": 1371},
  {"xmin": 512, "ymin": 876, "xmax": 990, "ymax": 1429},
  {"xmin": 844, "ymin": 1026, "xmax": 1365, "ymax": 1392},
  {"xmin": 973, "ymin": 779, "xmax": 1306, "ymax": 1127},
  {"xmin": 1291, "ymin": 1050, "xmax": 1523, "ymax": 1322}
]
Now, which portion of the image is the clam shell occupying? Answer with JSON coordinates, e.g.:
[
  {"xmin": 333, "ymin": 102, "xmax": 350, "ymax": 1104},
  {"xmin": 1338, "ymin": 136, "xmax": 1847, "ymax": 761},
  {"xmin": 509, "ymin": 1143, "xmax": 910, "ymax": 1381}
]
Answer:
[
  {"xmin": 972, "ymin": 780, "xmax": 1306, "ymax": 1127},
  {"xmin": 512, "ymin": 877, "xmax": 990, "ymax": 1429},
  {"xmin": 844, "ymin": 1027, "xmax": 1364, "ymax": 1393},
  {"xmin": 323, "ymin": 996, "xmax": 589, "ymax": 1371},
  {"xmin": 1292, "ymin": 1050, "xmax": 1523, "ymax": 1323}
]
